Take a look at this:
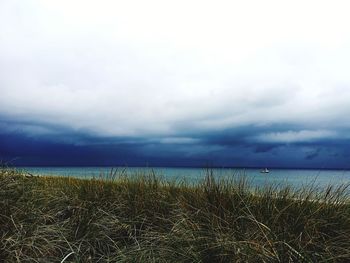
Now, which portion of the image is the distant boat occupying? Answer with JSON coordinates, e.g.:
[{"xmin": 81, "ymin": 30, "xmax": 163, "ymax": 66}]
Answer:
[{"xmin": 260, "ymin": 168, "xmax": 269, "ymax": 173}]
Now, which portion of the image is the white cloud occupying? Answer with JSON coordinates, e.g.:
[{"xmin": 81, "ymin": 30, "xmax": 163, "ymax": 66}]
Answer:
[
  {"xmin": 255, "ymin": 130, "xmax": 337, "ymax": 143},
  {"xmin": 1, "ymin": 0, "xmax": 350, "ymax": 137},
  {"xmin": 158, "ymin": 137, "xmax": 199, "ymax": 144}
]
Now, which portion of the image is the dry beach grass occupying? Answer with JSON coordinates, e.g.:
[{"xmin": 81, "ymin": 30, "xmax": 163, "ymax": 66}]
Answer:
[{"xmin": 1, "ymin": 167, "xmax": 350, "ymax": 262}]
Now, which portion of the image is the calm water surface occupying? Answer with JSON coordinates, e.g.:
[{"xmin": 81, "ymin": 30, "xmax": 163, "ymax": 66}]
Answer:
[{"xmin": 20, "ymin": 166, "xmax": 350, "ymax": 189}]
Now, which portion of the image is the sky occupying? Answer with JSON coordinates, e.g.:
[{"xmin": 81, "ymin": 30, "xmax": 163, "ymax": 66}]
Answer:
[{"xmin": 1, "ymin": 0, "xmax": 350, "ymax": 168}]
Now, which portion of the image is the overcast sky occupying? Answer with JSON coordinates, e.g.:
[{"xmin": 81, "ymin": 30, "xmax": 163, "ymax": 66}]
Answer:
[{"xmin": 1, "ymin": 0, "xmax": 350, "ymax": 167}]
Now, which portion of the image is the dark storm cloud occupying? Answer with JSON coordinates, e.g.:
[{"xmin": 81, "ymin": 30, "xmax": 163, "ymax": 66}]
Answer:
[
  {"xmin": 305, "ymin": 149, "xmax": 320, "ymax": 160},
  {"xmin": 1, "ymin": 119, "xmax": 349, "ymax": 169},
  {"xmin": 1, "ymin": 1, "xmax": 350, "ymax": 168}
]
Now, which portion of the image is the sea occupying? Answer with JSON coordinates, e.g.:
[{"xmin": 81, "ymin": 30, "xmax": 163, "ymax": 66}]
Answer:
[{"xmin": 19, "ymin": 166, "xmax": 350, "ymax": 190}]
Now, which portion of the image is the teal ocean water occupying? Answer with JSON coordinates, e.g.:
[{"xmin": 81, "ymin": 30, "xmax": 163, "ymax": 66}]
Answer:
[{"xmin": 21, "ymin": 167, "xmax": 350, "ymax": 189}]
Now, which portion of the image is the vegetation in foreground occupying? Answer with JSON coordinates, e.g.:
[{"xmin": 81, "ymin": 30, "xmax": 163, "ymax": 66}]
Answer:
[{"xmin": 1, "ymin": 167, "xmax": 350, "ymax": 262}]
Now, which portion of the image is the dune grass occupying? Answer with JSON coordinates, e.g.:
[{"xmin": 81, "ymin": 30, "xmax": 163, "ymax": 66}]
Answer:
[{"xmin": 1, "ymin": 167, "xmax": 350, "ymax": 262}]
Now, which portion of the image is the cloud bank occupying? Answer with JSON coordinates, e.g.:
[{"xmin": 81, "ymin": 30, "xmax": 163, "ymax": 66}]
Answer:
[{"xmin": 1, "ymin": 0, "xmax": 350, "ymax": 167}]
